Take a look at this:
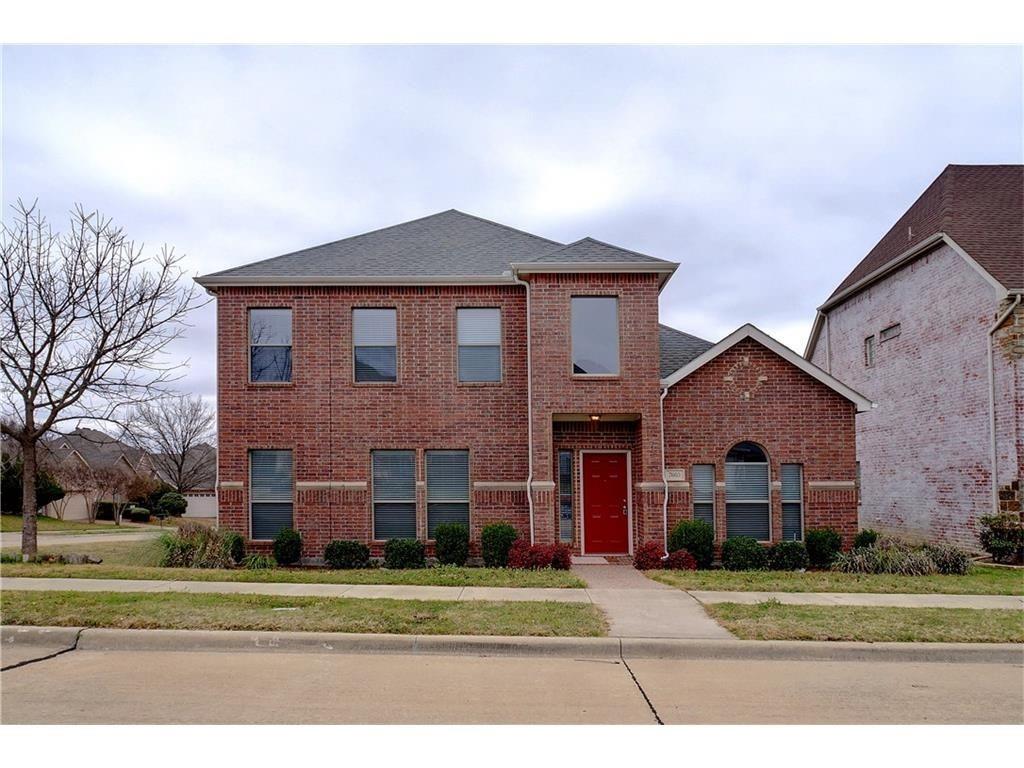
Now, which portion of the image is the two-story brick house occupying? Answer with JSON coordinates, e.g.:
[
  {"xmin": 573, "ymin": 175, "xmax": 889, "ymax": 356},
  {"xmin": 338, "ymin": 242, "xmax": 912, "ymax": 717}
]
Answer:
[
  {"xmin": 197, "ymin": 210, "xmax": 871, "ymax": 560},
  {"xmin": 805, "ymin": 165, "xmax": 1023, "ymax": 550}
]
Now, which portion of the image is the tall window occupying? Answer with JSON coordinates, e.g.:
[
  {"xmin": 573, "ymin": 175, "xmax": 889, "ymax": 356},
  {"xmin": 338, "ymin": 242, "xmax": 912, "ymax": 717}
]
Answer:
[
  {"xmin": 250, "ymin": 450, "xmax": 293, "ymax": 540},
  {"xmin": 691, "ymin": 464, "xmax": 715, "ymax": 532},
  {"xmin": 864, "ymin": 335, "xmax": 875, "ymax": 367},
  {"xmin": 780, "ymin": 464, "xmax": 803, "ymax": 541},
  {"xmin": 372, "ymin": 450, "xmax": 416, "ymax": 539},
  {"xmin": 426, "ymin": 450, "xmax": 469, "ymax": 537},
  {"xmin": 571, "ymin": 297, "xmax": 619, "ymax": 375},
  {"xmin": 249, "ymin": 308, "xmax": 292, "ymax": 382},
  {"xmin": 725, "ymin": 442, "xmax": 770, "ymax": 541},
  {"xmin": 558, "ymin": 451, "xmax": 574, "ymax": 543},
  {"xmin": 354, "ymin": 308, "xmax": 397, "ymax": 382},
  {"xmin": 457, "ymin": 308, "xmax": 501, "ymax": 382}
]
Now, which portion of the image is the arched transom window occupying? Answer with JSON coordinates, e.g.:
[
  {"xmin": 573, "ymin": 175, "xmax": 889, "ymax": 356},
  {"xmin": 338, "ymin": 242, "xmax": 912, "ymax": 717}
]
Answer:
[{"xmin": 725, "ymin": 442, "xmax": 770, "ymax": 541}]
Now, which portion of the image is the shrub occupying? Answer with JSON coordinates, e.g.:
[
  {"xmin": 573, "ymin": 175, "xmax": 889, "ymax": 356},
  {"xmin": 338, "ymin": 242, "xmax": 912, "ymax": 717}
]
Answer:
[
  {"xmin": 94, "ymin": 502, "xmax": 115, "ymax": 521},
  {"xmin": 768, "ymin": 540, "xmax": 809, "ymax": 571},
  {"xmin": 434, "ymin": 523, "xmax": 470, "ymax": 566},
  {"xmin": 979, "ymin": 513, "xmax": 1024, "ymax": 564},
  {"xmin": 832, "ymin": 538, "xmax": 937, "ymax": 576},
  {"xmin": 633, "ymin": 541, "xmax": 664, "ymax": 570},
  {"xmin": 324, "ymin": 540, "xmax": 370, "ymax": 569},
  {"xmin": 481, "ymin": 523, "xmax": 518, "ymax": 567},
  {"xmin": 127, "ymin": 507, "xmax": 151, "ymax": 523},
  {"xmin": 721, "ymin": 536, "xmax": 768, "ymax": 571},
  {"xmin": 158, "ymin": 522, "xmax": 236, "ymax": 569},
  {"xmin": 508, "ymin": 541, "xmax": 573, "ymax": 570},
  {"xmin": 664, "ymin": 549, "xmax": 697, "ymax": 571},
  {"xmin": 273, "ymin": 528, "xmax": 302, "ymax": 565},
  {"xmin": 923, "ymin": 543, "xmax": 972, "ymax": 575},
  {"xmin": 668, "ymin": 520, "xmax": 714, "ymax": 569},
  {"xmin": 222, "ymin": 531, "xmax": 245, "ymax": 564},
  {"xmin": 243, "ymin": 553, "xmax": 275, "ymax": 570},
  {"xmin": 384, "ymin": 538, "xmax": 425, "ymax": 569},
  {"xmin": 155, "ymin": 492, "xmax": 188, "ymax": 518},
  {"xmin": 853, "ymin": 529, "xmax": 880, "ymax": 549},
  {"xmin": 805, "ymin": 527, "xmax": 843, "ymax": 568},
  {"xmin": 549, "ymin": 543, "xmax": 572, "ymax": 570}
]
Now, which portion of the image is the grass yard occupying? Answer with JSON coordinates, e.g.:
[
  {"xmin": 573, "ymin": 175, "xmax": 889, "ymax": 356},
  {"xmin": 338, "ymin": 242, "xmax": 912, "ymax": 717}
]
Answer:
[
  {"xmin": 0, "ymin": 540, "xmax": 586, "ymax": 588},
  {"xmin": 0, "ymin": 590, "xmax": 606, "ymax": 637},
  {"xmin": 706, "ymin": 601, "xmax": 1024, "ymax": 643},
  {"xmin": 0, "ymin": 514, "xmax": 146, "ymax": 534},
  {"xmin": 649, "ymin": 566, "xmax": 1024, "ymax": 596}
]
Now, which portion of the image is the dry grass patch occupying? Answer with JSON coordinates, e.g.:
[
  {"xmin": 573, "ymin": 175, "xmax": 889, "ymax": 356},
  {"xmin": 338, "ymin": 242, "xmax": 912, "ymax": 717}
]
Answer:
[{"xmin": 0, "ymin": 590, "xmax": 606, "ymax": 637}]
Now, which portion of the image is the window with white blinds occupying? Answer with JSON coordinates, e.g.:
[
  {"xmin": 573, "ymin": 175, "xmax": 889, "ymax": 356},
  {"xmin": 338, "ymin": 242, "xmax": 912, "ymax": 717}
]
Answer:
[
  {"xmin": 781, "ymin": 464, "xmax": 804, "ymax": 541},
  {"xmin": 725, "ymin": 442, "xmax": 770, "ymax": 541},
  {"xmin": 691, "ymin": 464, "xmax": 715, "ymax": 531},
  {"xmin": 250, "ymin": 450, "xmax": 293, "ymax": 540},
  {"xmin": 354, "ymin": 308, "xmax": 397, "ymax": 382},
  {"xmin": 249, "ymin": 309, "xmax": 292, "ymax": 382},
  {"xmin": 558, "ymin": 451, "xmax": 573, "ymax": 543},
  {"xmin": 457, "ymin": 308, "xmax": 501, "ymax": 382},
  {"xmin": 426, "ymin": 450, "xmax": 469, "ymax": 537},
  {"xmin": 372, "ymin": 450, "xmax": 416, "ymax": 539}
]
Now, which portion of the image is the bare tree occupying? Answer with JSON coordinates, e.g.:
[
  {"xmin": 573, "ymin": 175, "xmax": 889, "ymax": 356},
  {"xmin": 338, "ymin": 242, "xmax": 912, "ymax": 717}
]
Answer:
[
  {"xmin": 92, "ymin": 465, "xmax": 132, "ymax": 526},
  {"xmin": 125, "ymin": 394, "xmax": 216, "ymax": 492},
  {"xmin": 0, "ymin": 201, "xmax": 205, "ymax": 557},
  {"xmin": 50, "ymin": 459, "xmax": 96, "ymax": 521}
]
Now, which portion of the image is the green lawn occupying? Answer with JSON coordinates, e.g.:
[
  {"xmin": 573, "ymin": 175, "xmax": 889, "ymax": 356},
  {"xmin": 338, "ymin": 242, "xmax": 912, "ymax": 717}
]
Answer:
[
  {"xmin": 0, "ymin": 539, "xmax": 586, "ymax": 588},
  {"xmin": 0, "ymin": 590, "xmax": 606, "ymax": 637},
  {"xmin": 649, "ymin": 566, "xmax": 1024, "ymax": 596},
  {"xmin": 0, "ymin": 514, "xmax": 145, "ymax": 534},
  {"xmin": 706, "ymin": 601, "xmax": 1024, "ymax": 643}
]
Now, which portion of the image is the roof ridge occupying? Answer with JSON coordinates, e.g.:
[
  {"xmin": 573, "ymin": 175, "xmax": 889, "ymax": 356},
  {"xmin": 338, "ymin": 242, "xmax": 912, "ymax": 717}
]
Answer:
[
  {"xmin": 576, "ymin": 235, "xmax": 671, "ymax": 264},
  {"xmin": 447, "ymin": 209, "xmax": 563, "ymax": 247}
]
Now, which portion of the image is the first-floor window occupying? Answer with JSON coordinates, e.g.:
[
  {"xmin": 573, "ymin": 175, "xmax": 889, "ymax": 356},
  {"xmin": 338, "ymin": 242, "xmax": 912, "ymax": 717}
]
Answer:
[
  {"xmin": 250, "ymin": 450, "xmax": 293, "ymax": 540},
  {"xmin": 426, "ymin": 450, "xmax": 469, "ymax": 538},
  {"xmin": 558, "ymin": 451, "xmax": 574, "ymax": 543},
  {"xmin": 372, "ymin": 450, "xmax": 416, "ymax": 539},
  {"xmin": 780, "ymin": 464, "xmax": 803, "ymax": 541},
  {"xmin": 725, "ymin": 442, "xmax": 770, "ymax": 541},
  {"xmin": 691, "ymin": 464, "xmax": 715, "ymax": 532}
]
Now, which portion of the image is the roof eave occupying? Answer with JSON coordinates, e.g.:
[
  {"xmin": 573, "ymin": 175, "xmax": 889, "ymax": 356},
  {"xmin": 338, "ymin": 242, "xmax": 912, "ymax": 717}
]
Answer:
[
  {"xmin": 193, "ymin": 274, "xmax": 517, "ymax": 291},
  {"xmin": 511, "ymin": 261, "xmax": 679, "ymax": 289}
]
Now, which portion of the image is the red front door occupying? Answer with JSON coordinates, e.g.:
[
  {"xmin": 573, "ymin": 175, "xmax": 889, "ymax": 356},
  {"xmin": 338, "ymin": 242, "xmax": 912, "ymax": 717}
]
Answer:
[{"xmin": 582, "ymin": 452, "xmax": 630, "ymax": 554}]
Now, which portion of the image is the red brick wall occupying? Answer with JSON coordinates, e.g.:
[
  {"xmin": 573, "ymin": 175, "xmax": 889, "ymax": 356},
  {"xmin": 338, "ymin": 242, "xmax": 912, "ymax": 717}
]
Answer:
[{"xmin": 664, "ymin": 337, "xmax": 859, "ymax": 548}]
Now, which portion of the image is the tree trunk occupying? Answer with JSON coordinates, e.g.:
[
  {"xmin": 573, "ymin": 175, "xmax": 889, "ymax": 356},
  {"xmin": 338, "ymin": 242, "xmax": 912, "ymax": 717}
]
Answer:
[{"xmin": 21, "ymin": 439, "xmax": 38, "ymax": 559}]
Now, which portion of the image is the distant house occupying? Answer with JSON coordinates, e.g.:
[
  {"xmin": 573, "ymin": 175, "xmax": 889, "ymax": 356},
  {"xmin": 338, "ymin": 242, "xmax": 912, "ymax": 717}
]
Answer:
[{"xmin": 805, "ymin": 165, "xmax": 1023, "ymax": 549}]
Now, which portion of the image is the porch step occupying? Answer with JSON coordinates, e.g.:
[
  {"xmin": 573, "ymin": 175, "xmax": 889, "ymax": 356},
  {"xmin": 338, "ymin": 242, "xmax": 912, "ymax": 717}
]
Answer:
[{"xmin": 571, "ymin": 555, "xmax": 609, "ymax": 565}]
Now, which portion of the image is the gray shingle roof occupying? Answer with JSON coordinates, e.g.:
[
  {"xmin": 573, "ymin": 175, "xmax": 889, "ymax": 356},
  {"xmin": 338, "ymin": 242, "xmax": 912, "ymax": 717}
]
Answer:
[
  {"xmin": 659, "ymin": 324, "xmax": 714, "ymax": 378},
  {"xmin": 197, "ymin": 210, "xmax": 673, "ymax": 283}
]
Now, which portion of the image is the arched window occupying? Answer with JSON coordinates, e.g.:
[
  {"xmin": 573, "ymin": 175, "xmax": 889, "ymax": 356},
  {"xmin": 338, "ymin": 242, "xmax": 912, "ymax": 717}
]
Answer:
[{"xmin": 725, "ymin": 442, "xmax": 770, "ymax": 541}]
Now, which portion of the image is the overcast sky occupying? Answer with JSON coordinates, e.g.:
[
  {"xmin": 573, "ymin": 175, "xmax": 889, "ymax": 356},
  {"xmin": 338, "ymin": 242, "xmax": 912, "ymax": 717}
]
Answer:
[{"xmin": 3, "ymin": 45, "xmax": 1021, "ymax": 405}]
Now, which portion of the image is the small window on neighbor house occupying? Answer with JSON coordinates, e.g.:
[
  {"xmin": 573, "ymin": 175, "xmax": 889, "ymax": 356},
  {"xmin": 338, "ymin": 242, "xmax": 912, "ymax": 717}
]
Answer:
[
  {"xmin": 571, "ymin": 296, "xmax": 619, "ymax": 375},
  {"xmin": 250, "ymin": 450, "xmax": 293, "ymax": 540},
  {"xmin": 372, "ymin": 450, "xmax": 416, "ymax": 539},
  {"xmin": 864, "ymin": 335, "xmax": 875, "ymax": 367},
  {"xmin": 880, "ymin": 323, "xmax": 901, "ymax": 342},
  {"xmin": 249, "ymin": 309, "xmax": 292, "ymax": 382},
  {"xmin": 354, "ymin": 308, "xmax": 397, "ymax": 382},
  {"xmin": 426, "ymin": 450, "xmax": 469, "ymax": 538},
  {"xmin": 780, "ymin": 464, "xmax": 803, "ymax": 541},
  {"xmin": 691, "ymin": 465, "xmax": 715, "ymax": 533},
  {"xmin": 457, "ymin": 308, "xmax": 501, "ymax": 382},
  {"xmin": 558, "ymin": 451, "xmax": 574, "ymax": 543}
]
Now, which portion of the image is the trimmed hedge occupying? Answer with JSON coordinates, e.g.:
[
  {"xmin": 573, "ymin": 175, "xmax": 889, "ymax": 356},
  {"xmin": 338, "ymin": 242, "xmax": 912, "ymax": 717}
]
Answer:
[
  {"xmin": 853, "ymin": 529, "xmax": 880, "ymax": 549},
  {"xmin": 155, "ymin": 492, "xmax": 187, "ymax": 518},
  {"xmin": 384, "ymin": 538, "xmax": 426, "ymax": 569},
  {"xmin": 324, "ymin": 540, "xmax": 370, "ymax": 569},
  {"xmin": 434, "ymin": 523, "xmax": 470, "ymax": 566},
  {"xmin": 668, "ymin": 519, "xmax": 714, "ymax": 569},
  {"xmin": 664, "ymin": 549, "xmax": 697, "ymax": 571},
  {"xmin": 508, "ymin": 541, "xmax": 572, "ymax": 570},
  {"xmin": 481, "ymin": 523, "xmax": 518, "ymax": 567},
  {"xmin": 721, "ymin": 536, "xmax": 768, "ymax": 571},
  {"xmin": 767, "ymin": 540, "xmax": 809, "ymax": 571},
  {"xmin": 127, "ymin": 507, "xmax": 151, "ymax": 523},
  {"xmin": 272, "ymin": 528, "xmax": 302, "ymax": 565},
  {"xmin": 805, "ymin": 527, "xmax": 842, "ymax": 568}
]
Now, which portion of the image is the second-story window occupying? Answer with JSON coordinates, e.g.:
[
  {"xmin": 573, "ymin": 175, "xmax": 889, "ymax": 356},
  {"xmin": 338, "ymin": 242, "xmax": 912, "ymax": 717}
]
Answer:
[
  {"xmin": 457, "ymin": 308, "xmax": 501, "ymax": 382},
  {"xmin": 864, "ymin": 335, "xmax": 875, "ymax": 367},
  {"xmin": 353, "ymin": 308, "xmax": 397, "ymax": 383},
  {"xmin": 249, "ymin": 308, "xmax": 292, "ymax": 383},
  {"xmin": 571, "ymin": 296, "xmax": 619, "ymax": 375}
]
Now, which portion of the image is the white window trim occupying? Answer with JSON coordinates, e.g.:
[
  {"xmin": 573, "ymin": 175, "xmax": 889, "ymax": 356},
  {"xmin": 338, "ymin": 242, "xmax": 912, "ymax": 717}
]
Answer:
[{"xmin": 578, "ymin": 449, "xmax": 633, "ymax": 556}]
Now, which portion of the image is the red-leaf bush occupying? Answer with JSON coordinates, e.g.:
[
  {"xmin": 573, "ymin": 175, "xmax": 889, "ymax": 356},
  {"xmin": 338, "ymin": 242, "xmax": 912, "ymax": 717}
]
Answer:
[
  {"xmin": 663, "ymin": 548, "xmax": 697, "ymax": 571},
  {"xmin": 508, "ymin": 541, "xmax": 572, "ymax": 570},
  {"xmin": 633, "ymin": 540, "xmax": 664, "ymax": 570}
]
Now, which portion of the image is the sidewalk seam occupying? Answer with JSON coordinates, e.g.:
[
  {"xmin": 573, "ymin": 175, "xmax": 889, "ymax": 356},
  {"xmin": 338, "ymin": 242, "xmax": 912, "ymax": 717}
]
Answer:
[{"xmin": 618, "ymin": 638, "xmax": 662, "ymax": 725}]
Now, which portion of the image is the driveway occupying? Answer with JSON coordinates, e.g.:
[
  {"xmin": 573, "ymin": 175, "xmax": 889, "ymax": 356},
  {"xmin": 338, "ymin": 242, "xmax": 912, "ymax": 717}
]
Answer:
[{"xmin": 0, "ymin": 529, "xmax": 163, "ymax": 549}]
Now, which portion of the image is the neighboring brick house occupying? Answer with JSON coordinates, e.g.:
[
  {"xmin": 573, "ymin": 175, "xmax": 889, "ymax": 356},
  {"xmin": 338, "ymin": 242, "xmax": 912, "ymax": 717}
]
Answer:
[
  {"xmin": 805, "ymin": 165, "xmax": 1023, "ymax": 550},
  {"xmin": 197, "ymin": 210, "xmax": 870, "ymax": 560}
]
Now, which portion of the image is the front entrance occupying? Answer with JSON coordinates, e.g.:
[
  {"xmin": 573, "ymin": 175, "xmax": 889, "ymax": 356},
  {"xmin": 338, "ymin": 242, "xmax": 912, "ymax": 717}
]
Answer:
[{"xmin": 581, "ymin": 451, "xmax": 631, "ymax": 554}]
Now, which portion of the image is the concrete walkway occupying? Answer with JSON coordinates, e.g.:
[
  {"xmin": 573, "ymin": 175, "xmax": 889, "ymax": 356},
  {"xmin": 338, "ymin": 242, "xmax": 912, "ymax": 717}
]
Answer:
[
  {"xmin": 572, "ymin": 565, "xmax": 735, "ymax": 640},
  {"xmin": 690, "ymin": 590, "xmax": 1024, "ymax": 610},
  {"xmin": 0, "ymin": 530, "xmax": 163, "ymax": 548}
]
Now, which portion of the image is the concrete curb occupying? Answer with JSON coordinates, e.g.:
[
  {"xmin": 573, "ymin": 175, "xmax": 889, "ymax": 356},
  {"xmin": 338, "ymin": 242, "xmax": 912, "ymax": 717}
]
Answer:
[{"xmin": 2, "ymin": 626, "xmax": 1021, "ymax": 664}]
